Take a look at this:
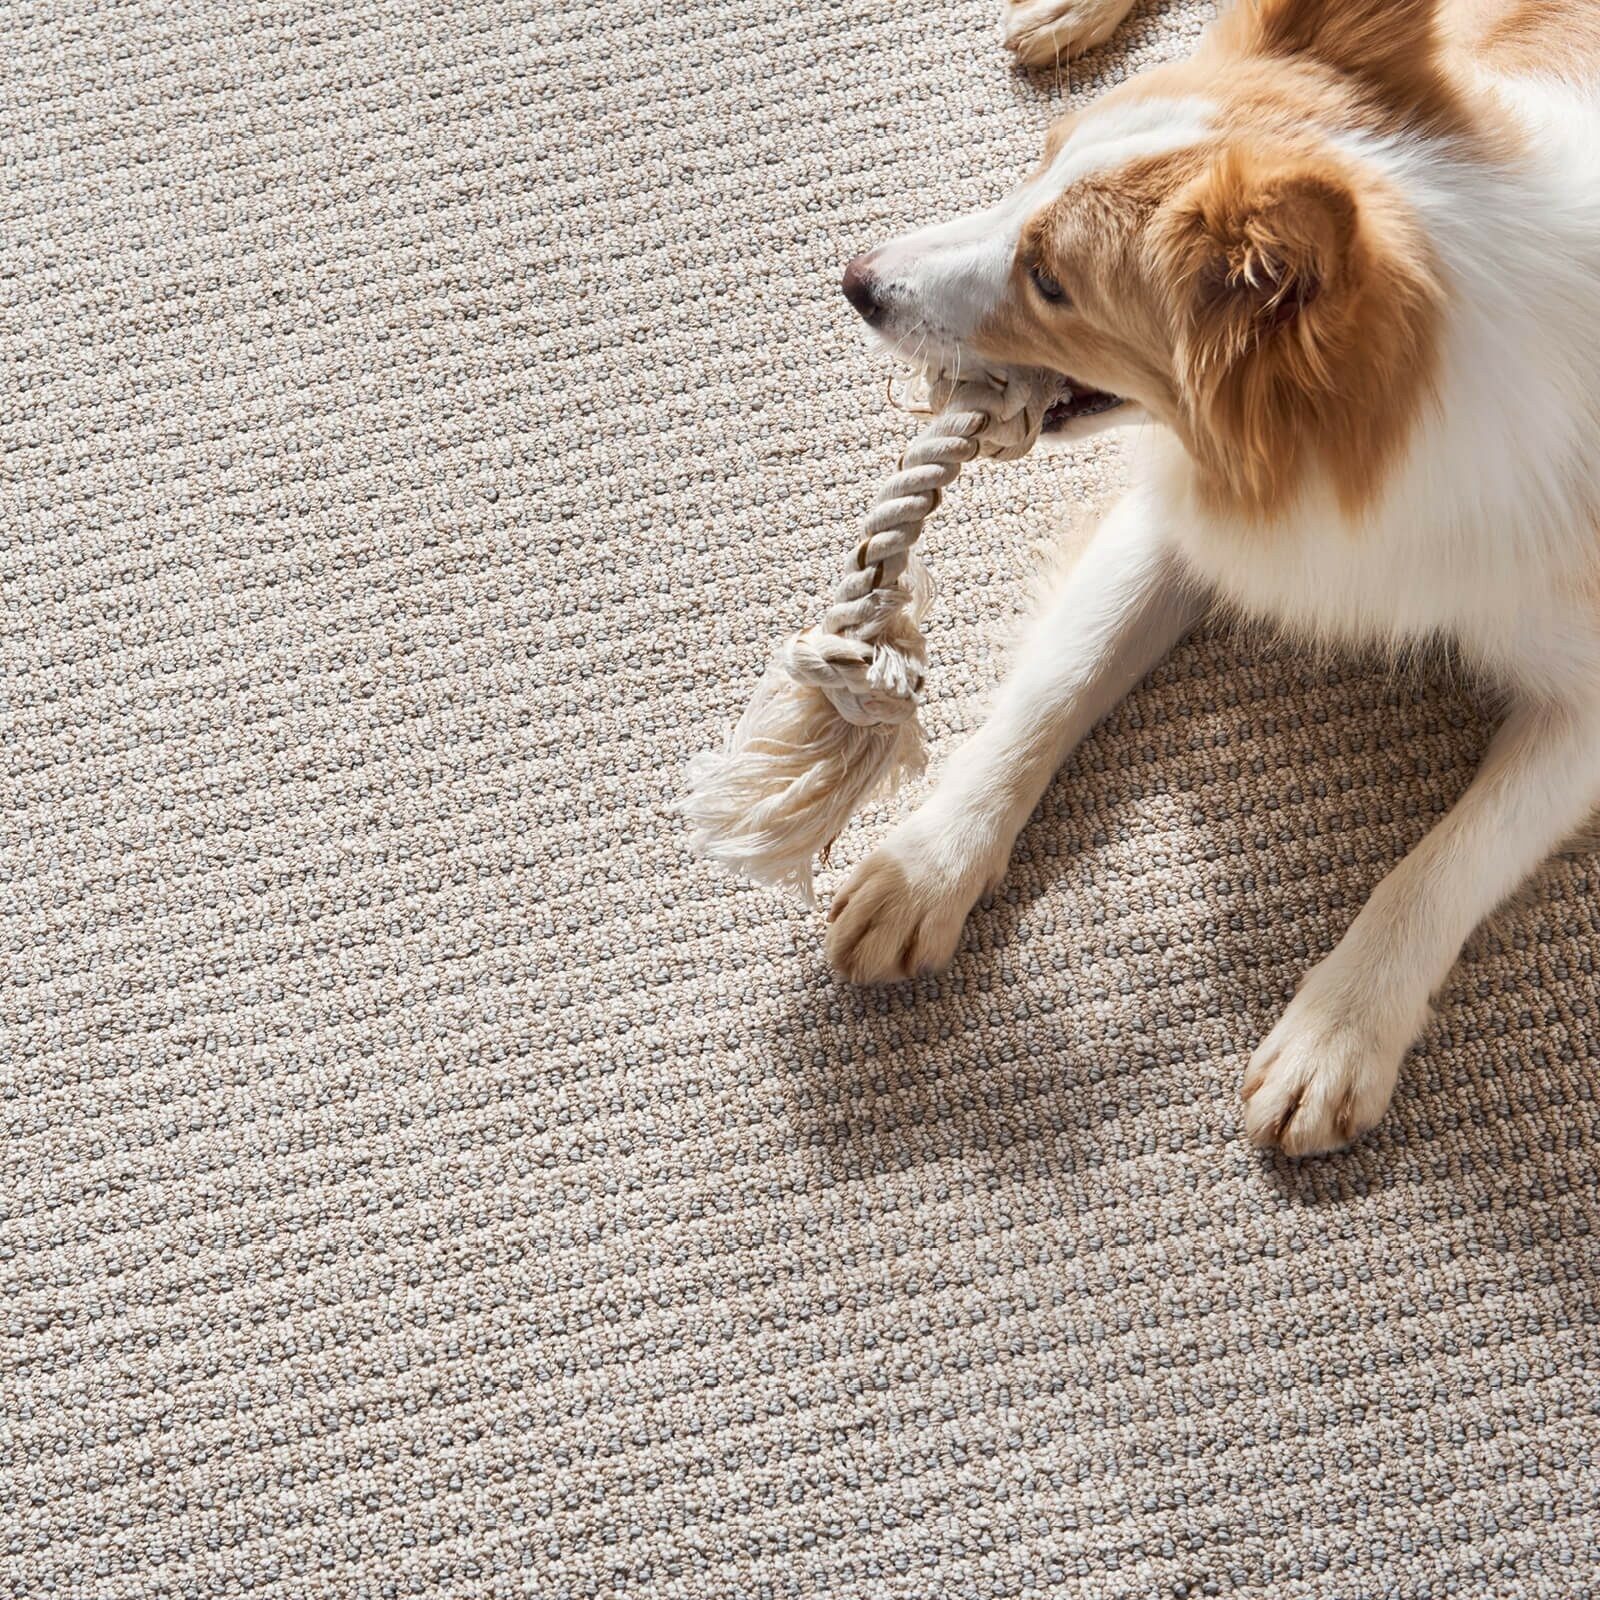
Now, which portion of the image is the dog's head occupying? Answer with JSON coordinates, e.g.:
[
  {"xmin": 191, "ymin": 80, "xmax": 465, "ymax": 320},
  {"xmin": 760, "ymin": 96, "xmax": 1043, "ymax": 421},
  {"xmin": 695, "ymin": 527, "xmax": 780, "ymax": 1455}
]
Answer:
[{"xmin": 844, "ymin": 0, "xmax": 1462, "ymax": 517}]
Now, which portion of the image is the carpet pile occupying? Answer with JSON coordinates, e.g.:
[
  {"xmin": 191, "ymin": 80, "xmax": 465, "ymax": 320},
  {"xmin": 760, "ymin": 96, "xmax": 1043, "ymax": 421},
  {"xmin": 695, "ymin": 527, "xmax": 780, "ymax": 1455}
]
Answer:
[{"xmin": 3, "ymin": 2, "xmax": 1596, "ymax": 1595}]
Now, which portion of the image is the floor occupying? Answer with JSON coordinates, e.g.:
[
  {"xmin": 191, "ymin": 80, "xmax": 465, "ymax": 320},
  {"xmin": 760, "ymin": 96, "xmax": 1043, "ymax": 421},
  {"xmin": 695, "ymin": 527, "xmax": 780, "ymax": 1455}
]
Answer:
[{"xmin": 2, "ymin": 1, "xmax": 1597, "ymax": 1595}]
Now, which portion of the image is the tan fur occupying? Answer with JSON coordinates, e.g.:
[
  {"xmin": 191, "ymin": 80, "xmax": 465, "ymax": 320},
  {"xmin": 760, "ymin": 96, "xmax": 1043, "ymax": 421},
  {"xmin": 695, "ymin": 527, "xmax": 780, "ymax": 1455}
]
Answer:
[
  {"xmin": 962, "ymin": 0, "xmax": 1489, "ymax": 522},
  {"xmin": 1156, "ymin": 145, "xmax": 1443, "ymax": 518},
  {"xmin": 1226, "ymin": 0, "xmax": 1475, "ymax": 139},
  {"xmin": 974, "ymin": 151, "xmax": 1203, "ymax": 440},
  {"xmin": 1458, "ymin": 0, "xmax": 1600, "ymax": 78}
]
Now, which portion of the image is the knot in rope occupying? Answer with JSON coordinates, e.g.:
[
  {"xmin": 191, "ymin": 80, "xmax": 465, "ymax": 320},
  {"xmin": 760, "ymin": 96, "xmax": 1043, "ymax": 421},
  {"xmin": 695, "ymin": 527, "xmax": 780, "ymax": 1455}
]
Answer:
[{"xmin": 781, "ymin": 370, "xmax": 1054, "ymax": 727}]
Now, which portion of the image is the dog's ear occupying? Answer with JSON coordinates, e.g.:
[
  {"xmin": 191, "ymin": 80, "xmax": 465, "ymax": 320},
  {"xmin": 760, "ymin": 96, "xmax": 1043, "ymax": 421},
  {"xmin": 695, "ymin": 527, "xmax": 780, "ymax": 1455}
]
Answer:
[
  {"xmin": 1165, "ymin": 152, "xmax": 1358, "ymax": 370},
  {"xmin": 1155, "ymin": 148, "xmax": 1406, "ymax": 515}
]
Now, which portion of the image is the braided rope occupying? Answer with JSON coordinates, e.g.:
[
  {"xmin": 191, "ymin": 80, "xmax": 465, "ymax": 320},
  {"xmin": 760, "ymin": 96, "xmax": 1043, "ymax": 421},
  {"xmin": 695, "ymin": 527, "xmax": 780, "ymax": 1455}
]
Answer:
[
  {"xmin": 683, "ymin": 369, "xmax": 1055, "ymax": 897},
  {"xmin": 780, "ymin": 411, "xmax": 979, "ymax": 726},
  {"xmin": 782, "ymin": 374, "xmax": 1052, "ymax": 728}
]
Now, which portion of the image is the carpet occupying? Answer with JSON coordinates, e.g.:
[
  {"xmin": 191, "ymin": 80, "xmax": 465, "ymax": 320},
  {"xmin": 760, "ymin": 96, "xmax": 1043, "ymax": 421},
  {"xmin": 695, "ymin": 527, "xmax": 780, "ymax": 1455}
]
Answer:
[{"xmin": 3, "ymin": 1, "xmax": 1597, "ymax": 1596}]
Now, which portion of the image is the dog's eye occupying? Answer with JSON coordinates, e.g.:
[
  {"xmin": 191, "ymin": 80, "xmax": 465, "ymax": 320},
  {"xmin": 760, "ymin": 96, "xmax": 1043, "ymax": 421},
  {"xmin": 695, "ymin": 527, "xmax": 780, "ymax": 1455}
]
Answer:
[{"xmin": 1030, "ymin": 262, "xmax": 1068, "ymax": 304}]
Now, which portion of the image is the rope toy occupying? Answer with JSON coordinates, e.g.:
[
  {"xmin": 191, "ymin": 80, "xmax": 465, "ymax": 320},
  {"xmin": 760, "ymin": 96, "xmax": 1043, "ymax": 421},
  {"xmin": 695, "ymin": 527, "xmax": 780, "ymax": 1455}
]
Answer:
[{"xmin": 684, "ymin": 368, "xmax": 1056, "ymax": 899}]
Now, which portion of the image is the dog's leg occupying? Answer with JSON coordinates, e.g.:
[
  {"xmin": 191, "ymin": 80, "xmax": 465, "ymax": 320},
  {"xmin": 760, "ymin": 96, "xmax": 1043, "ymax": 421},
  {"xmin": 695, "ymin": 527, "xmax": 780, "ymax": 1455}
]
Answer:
[
  {"xmin": 1002, "ymin": 0, "xmax": 1139, "ymax": 66},
  {"xmin": 1244, "ymin": 693, "xmax": 1600, "ymax": 1155},
  {"xmin": 826, "ymin": 484, "xmax": 1198, "ymax": 983}
]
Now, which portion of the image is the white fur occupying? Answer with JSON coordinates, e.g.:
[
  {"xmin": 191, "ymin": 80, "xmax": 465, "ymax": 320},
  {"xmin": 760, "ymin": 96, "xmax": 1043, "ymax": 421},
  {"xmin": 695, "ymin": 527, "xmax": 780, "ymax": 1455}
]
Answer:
[
  {"xmin": 830, "ymin": 57, "xmax": 1600, "ymax": 1154},
  {"xmin": 1171, "ymin": 95, "xmax": 1600, "ymax": 696},
  {"xmin": 868, "ymin": 98, "xmax": 1214, "ymax": 360},
  {"xmin": 1002, "ymin": 0, "xmax": 1138, "ymax": 66}
]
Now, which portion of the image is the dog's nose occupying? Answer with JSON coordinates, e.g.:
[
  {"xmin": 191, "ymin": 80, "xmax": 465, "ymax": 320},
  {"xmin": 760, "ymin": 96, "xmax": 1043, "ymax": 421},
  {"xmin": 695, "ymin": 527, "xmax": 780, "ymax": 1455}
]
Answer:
[{"xmin": 841, "ymin": 253, "xmax": 883, "ymax": 325}]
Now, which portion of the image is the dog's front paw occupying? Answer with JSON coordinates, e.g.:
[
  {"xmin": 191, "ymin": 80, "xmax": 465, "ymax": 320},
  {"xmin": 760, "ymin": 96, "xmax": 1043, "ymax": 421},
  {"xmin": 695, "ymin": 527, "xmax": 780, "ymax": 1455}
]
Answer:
[
  {"xmin": 825, "ymin": 817, "xmax": 1001, "ymax": 985},
  {"xmin": 1001, "ymin": 0, "xmax": 1133, "ymax": 66},
  {"xmin": 1241, "ymin": 972, "xmax": 1424, "ymax": 1156}
]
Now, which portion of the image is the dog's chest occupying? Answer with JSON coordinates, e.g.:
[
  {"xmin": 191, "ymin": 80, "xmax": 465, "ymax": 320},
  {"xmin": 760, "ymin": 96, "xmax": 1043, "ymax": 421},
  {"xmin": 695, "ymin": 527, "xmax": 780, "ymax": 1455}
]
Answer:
[
  {"xmin": 1176, "ymin": 511, "xmax": 1466, "ymax": 644},
  {"xmin": 1168, "ymin": 478, "xmax": 1568, "ymax": 672},
  {"xmin": 1168, "ymin": 484, "xmax": 1600, "ymax": 706}
]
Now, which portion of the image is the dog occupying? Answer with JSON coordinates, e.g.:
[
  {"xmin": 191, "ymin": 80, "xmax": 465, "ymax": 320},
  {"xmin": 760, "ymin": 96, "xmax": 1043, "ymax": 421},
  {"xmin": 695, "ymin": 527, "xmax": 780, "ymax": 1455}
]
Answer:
[{"xmin": 826, "ymin": 0, "xmax": 1600, "ymax": 1155}]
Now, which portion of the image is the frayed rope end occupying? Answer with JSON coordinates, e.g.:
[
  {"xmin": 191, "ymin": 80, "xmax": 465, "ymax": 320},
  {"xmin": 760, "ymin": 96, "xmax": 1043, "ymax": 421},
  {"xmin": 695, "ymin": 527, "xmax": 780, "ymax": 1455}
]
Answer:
[
  {"xmin": 682, "ymin": 659, "xmax": 925, "ymax": 903},
  {"xmin": 681, "ymin": 371, "xmax": 1053, "ymax": 901}
]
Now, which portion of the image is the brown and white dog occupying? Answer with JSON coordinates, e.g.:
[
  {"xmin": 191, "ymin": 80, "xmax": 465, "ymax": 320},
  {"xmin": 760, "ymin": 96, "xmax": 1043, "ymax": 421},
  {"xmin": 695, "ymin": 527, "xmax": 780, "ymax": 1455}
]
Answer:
[{"xmin": 827, "ymin": 0, "xmax": 1600, "ymax": 1154}]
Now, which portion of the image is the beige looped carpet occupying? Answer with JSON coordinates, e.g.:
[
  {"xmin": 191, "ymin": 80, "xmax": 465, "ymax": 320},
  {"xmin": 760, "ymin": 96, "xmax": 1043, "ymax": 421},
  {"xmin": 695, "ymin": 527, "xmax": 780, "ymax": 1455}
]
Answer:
[{"xmin": 3, "ymin": 1, "xmax": 1597, "ymax": 1596}]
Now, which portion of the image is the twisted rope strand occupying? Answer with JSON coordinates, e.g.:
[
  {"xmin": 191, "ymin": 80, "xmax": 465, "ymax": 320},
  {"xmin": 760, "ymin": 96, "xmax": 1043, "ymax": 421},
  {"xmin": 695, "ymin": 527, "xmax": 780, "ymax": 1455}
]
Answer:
[
  {"xmin": 682, "ymin": 370, "xmax": 1054, "ymax": 896},
  {"xmin": 783, "ymin": 407, "xmax": 986, "ymax": 726},
  {"xmin": 781, "ymin": 370, "xmax": 1051, "ymax": 728}
]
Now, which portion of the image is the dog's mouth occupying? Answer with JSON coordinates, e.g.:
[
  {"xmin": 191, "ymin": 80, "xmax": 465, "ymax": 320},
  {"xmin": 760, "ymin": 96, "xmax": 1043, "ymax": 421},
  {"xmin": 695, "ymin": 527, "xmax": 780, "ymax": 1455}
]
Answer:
[
  {"xmin": 1042, "ymin": 380, "xmax": 1126, "ymax": 431},
  {"xmin": 889, "ymin": 365, "xmax": 1130, "ymax": 436}
]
